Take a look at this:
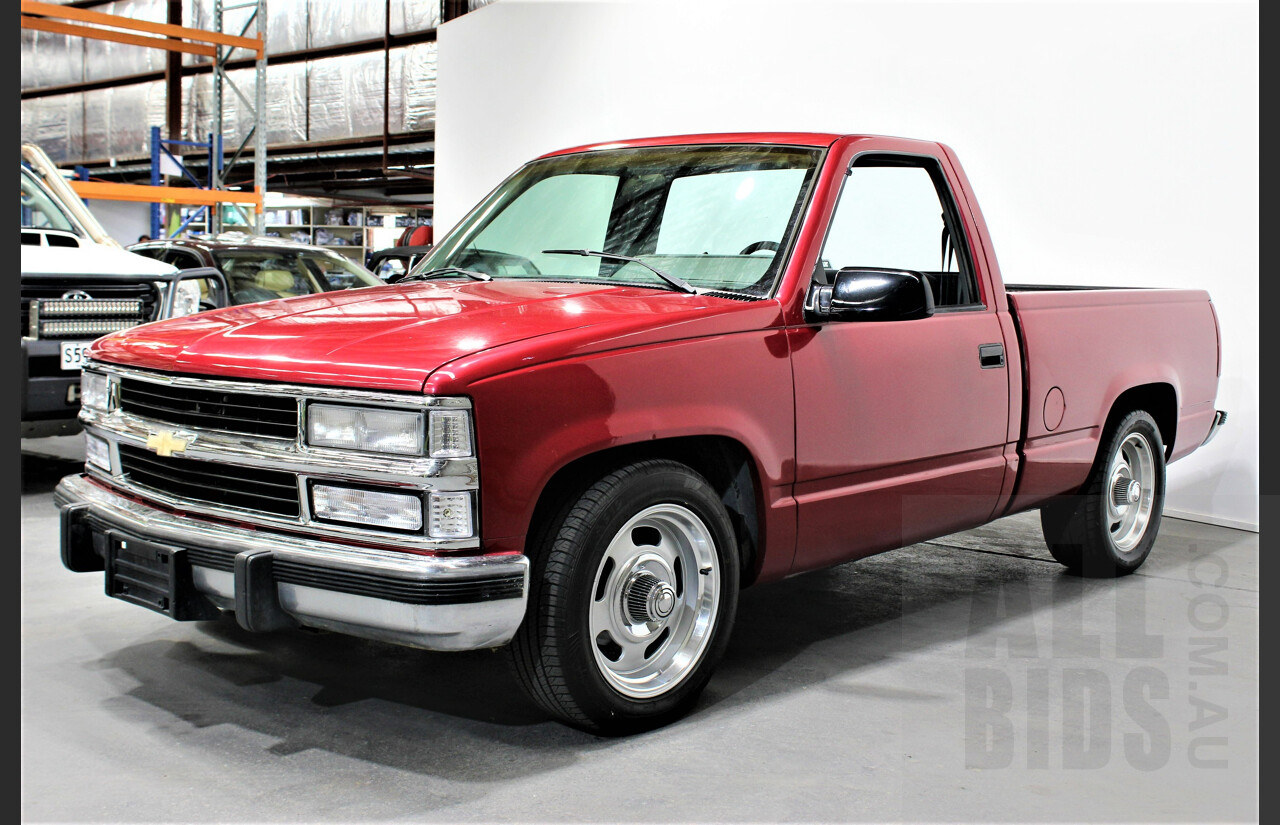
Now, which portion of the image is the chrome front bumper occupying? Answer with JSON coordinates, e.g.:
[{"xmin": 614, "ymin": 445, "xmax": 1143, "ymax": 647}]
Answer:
[{"xmin": 54, "ymin": 474, "xmax": 529, "ymax": 652}]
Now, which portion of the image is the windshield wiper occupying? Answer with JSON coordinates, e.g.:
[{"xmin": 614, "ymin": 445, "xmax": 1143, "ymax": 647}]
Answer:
[
  {"xmin": 542, "ymin": 249, "xmax": 697, "ymax": 294},
  {"xmin": 400, "ymin": 267, "xmax": 492, "ymax": 283}
]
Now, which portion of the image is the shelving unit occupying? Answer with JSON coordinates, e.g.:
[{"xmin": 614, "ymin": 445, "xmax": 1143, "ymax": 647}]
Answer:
[
  {"xmin": 172, "ymin": 202, "xmax": 432, "ymax": 265},
  {"xmin": 21, "ymin": 3, "xmax": 267, "ymax": 229}
]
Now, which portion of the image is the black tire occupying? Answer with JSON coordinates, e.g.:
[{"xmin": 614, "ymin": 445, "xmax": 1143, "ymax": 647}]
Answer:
[
  {"xmin": 509, "ymin": 459, "xmax": 740, "ymax": 735},
  {"xmin": 1040, "ymin": 409, "xmax": 1166, "ymax": 577}
]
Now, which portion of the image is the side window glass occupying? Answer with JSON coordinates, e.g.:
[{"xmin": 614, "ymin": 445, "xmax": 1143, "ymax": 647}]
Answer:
[
  {"xmin": 376, "ymin": 258, "xmax": 406, "ymax": 280},
  {"xmin": 306, "ymin": 256, "xmax": 355, "ymax": 290},
  {"xmin": 164, "ymin": 250, "xmax": 201, "ymax": 269},
  {"xmin": 820, "ymin": 162, "xmax": 980, "ymax": 308}
]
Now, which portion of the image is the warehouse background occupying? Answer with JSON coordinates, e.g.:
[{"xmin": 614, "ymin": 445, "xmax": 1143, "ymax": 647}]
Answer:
[
  {"xmin": 435, "ymin": 0, "xmax": 1259, "ymax": 532},
  {"xmin": 22, "ymin": 0, "xmax": 440, "ymax": 160},
  {"xmin": 19, "ymin": 0, "xmax": 495, "ymax": 225}
]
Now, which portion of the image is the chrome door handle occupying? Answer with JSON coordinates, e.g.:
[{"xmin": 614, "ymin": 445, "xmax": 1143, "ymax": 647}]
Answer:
[{"xmin": 979, "ymin": 343, "xmax": 1005, "ymax": 369}]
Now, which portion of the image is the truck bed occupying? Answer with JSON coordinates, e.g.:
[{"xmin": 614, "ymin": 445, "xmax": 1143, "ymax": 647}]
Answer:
[{"xmin": 1004, "ymin": 286, "xmax": 1220, "ymax": 512}]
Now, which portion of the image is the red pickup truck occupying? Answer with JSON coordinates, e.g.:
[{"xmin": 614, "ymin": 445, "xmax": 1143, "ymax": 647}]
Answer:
[{"xmin": 56, "ymin": 133, "xmax": 1226, "ymax": 733}]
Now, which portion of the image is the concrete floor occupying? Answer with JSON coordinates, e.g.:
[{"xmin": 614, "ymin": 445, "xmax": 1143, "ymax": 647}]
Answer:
[{"xmin": 22, "ymin": 436, "xmax": 1258, "ymax": 822}]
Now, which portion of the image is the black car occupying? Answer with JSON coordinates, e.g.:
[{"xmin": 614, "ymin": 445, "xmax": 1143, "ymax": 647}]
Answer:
[{"xmin": 130, "ymin": 233, "xmax": 383, "ymax": 306}]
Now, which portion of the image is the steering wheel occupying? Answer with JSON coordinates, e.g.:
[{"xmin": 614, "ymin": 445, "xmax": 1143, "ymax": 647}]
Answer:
[{"xmin": 739, "ymin": 240, "xmax": 780, "ymax": 255}]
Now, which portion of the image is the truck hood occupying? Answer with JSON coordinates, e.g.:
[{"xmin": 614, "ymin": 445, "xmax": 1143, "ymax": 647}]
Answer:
[
  {"xmin": 21, "ymin": 244, "xmax": 178, "ymax": 277},
  {"xmin": 91, "ymin": 279, "xmax": 769, "ymax": 393}
]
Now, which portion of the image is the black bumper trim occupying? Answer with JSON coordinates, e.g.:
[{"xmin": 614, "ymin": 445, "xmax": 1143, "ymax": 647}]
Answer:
[
  {"xmin": 186, "ymin": 545, "xmax": 236, "ymax": 573},
  {"xmin": 272, "ymin": 559, "xmax": 525, "ymax": 605}
]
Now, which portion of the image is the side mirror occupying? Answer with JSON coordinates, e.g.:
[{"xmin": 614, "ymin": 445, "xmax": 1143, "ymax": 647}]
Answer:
[{"xmin": 805, "ymin": 267, "xmax": 934, "ymax": 322}]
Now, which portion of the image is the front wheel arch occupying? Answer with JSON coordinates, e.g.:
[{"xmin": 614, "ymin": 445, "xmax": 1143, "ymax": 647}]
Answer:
[{"xmin": 524, "ymin": 435, "xmax": 764, "ymax": 586}]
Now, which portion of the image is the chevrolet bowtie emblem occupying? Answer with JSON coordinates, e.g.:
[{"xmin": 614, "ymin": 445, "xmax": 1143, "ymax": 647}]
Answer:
[{"xmin": 146, "ymin": 431, "xmax": 189, "ymax": 457}]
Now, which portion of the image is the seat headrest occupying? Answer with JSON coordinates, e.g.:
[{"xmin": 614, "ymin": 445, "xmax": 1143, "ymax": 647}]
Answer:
[{"xmin": 255, "ymin": 269, "xmax": 295, "ymax": 291}]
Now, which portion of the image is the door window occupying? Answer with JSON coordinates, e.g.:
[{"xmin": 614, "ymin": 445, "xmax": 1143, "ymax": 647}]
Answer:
[{"xmin": 820, "ymin": 159, "xmax": 980, "ymax": 308}]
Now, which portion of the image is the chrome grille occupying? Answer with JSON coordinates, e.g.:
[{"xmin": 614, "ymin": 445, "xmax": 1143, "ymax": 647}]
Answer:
[
  {"xmin": 118, "ymin": 444, "xmax": 301, "ymax": 518},
  {"xmin": 81, "ymin": 363, "xmax": 481, "ymax": 551},
  {"xmin": 119, "ymin": 377, "xmax": 299, "ymax": 440}
]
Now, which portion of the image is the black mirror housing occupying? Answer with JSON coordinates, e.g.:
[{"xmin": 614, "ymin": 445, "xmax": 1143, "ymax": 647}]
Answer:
[{"xmin": 806, "ymin": 267, "xmax": 934, "ymax": 322}]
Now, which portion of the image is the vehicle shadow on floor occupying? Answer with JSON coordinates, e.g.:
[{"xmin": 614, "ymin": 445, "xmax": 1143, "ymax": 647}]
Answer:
[{"xmin": 91, "ymin": 516, "xmax": 1234, "ymax": 791}]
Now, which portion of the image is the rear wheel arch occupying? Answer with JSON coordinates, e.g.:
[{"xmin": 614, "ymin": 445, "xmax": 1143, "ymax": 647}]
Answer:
[
  {"xmin": 1104, "ymin": 382, "xmax": 1178, "ymax": 459},
  {"xmin": 525, "ymin": 435, "xmax": 765, "ymax": 586}
]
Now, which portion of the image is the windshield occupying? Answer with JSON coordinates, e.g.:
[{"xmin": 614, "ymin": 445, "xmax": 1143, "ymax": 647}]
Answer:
[
  {"xmin": 416, "ymin": 144, "xmax": 824, "ymax": 297},
  {"xmin": 212, "ymin": 249, "xmax": 382, "ymax": 304},
  {"xmin": 20, "ymin": 168, "xmax": 78, "ymax": 233}
]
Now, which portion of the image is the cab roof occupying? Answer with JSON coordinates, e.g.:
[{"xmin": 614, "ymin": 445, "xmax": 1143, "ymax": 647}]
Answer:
[{"xmin": 538, "ymin": 132, "xmax": 847, "ymax": 159}]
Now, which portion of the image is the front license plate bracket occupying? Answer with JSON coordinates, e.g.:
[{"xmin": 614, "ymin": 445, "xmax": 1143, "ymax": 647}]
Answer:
[{"xmin": 104, "ymin": 532, "xmax": 221, "ymax": 621}]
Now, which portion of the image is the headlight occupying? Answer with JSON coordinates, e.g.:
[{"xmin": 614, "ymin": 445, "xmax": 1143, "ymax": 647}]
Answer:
[
  {"xmin": 170, "ymin": 279, "xmax": 203, "ymax": 317},
  {"xmin": 311, "ymin": 484, "xmax": 423, "ymax": 531},
  {"xmin": 428, "ymin": 409, "xmax": 473, "ymax": 458},
  {"xmin": 81, "ymin": 370, "xmax": 110, "ymax": 411},
  {"xmin": 307, "ymin": 404, "xmax": 425, "ymax": 456}
]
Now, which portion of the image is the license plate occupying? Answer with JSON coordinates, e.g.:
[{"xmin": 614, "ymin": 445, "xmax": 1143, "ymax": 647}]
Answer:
[{"xmin": 60, "ymin": 341, "xmax": 92, "ymax": 370}]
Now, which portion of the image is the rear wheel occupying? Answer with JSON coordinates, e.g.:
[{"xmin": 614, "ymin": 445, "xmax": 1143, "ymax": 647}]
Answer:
[
  {"xmin": 510, "ymin": 459, "xmax": 739, "ymax": 734},
  {"xmin": 1040, "ymin": 409, "xmax": 1166, "ymax": 576}
]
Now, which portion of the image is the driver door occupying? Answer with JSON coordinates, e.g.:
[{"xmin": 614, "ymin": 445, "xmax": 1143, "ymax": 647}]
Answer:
[{"xmin": 790, "ymin": 154, "xmax": 1011, "ymax": 573}]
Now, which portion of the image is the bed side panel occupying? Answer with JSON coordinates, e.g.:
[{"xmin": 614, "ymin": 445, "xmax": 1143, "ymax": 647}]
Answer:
[{"xmin": 1007, "ymin": 288, "xmax": 1218, "ymax": 511}]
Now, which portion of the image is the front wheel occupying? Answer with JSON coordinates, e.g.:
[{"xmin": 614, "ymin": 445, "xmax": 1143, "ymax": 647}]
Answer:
[
  {"xmin": 509, "ymin": 459, "xmax": 740, "ymax": 734},
  {"xmin": 1040, "ymin": 409, "xmax": 1166, "ymax": 576}
]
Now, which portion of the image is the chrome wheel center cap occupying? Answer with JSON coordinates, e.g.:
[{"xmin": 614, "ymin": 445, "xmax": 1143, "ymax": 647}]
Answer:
[
  {"xmin": 650, "ymin": 584, "xmax": 676, "ymax": 619},
  {"xmin": 1112, "ymin": 475, "xmax": 1143, "ymax": 508},
  {"xmin": 624, "ymin": 572, "xmax": 677, "ymax": 624}
]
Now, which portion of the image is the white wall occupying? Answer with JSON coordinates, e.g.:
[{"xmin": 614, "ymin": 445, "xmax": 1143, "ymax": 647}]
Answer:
[
  {"xmin": 436, "ymin": 0, "xmax": 1258, "ymax": 529},
  {"xmin": 85, "ymin": 199, "xmax": 152, "ymax": 246}
]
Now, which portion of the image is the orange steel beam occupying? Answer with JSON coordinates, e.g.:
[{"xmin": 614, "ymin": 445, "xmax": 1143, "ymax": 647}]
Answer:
[
  {"xmin": 70, "ymin": 181, "xmax": 263, "ymax": 213},
  {"xmin": 21, "ymin": 17, "xmax": 217, "ymax": 58},
  {"xmin": 21, "ymin": 0, "xmax": 263, "ymax": 56}
]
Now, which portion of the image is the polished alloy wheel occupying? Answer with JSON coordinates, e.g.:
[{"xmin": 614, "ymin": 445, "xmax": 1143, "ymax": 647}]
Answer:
[
  {"xmin": 1040, "ymin": 409, "xmax": 1165, "ymax": 578},
  {"xmin": 1105, "ymin": 431, "xmax": 1156, "ymax": 553},
  {"xmin": 588, "ymin": 503, "xmax": 720, "ymax": 699},
  {"xmin": 510, "ymin": 459, "xmax": 740, "ymax": 732}
]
